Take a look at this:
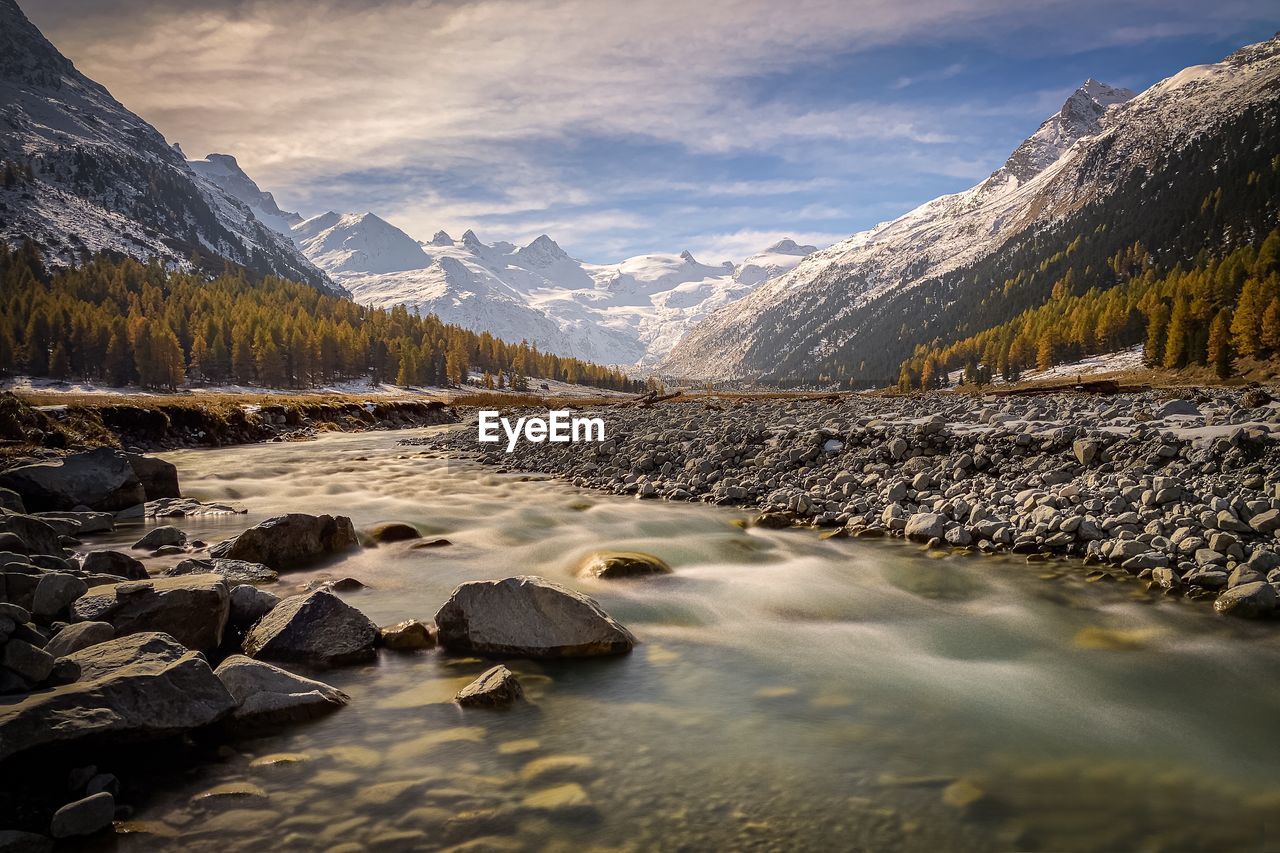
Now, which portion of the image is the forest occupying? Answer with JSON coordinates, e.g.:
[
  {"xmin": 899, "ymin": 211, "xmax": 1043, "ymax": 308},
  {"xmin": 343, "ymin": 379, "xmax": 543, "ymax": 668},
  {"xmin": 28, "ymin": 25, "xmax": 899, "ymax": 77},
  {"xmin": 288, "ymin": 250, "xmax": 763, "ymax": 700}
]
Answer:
[
  {"xmin": 897, "ymin": 228, "xmax": 1280, "ymax": 389},
  {"xmin": 0, "ymin": 243, "xmax": 648, "ymax": 394}
]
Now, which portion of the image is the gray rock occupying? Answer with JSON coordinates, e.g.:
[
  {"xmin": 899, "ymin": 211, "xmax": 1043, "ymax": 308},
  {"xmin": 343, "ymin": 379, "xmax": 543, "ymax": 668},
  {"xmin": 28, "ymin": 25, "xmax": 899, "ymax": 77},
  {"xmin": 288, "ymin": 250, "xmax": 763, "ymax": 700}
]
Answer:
[
  {"xmin": 1213, "ymin": 581, "xmax": 1278, "ymax": 618},
  {"xmin": 242, "ymin": 590, "xmax": 377, "ymax": 666},
  {"xmin": 44, "ymin": 621, "xmax": 115, "ymax": 659},
  {"xmin": 213, "ymin": 654, "xmax": 349, "ymax": 725},
  {"xmin": 455, "ymin": 664, "xmax": 524, "ymax": 708},
  {"xmin": 435, "ymin": 576, "xmax": 635, "ymax": 658},
  {"xmin": 361, "ymin": 522, "xmax": 420, "ymax": 543},
  {"xmin": 34, "ymin": 511, "xmax": 114, "ymax": 535},
  {"xmin": 1249, "ymin": 508, "xmax": 1280, "ymax": 535},
  {"xmin": 229, "ymin": 584, "xmax": 279, "ymax": 629},
  {"xmin": 50, "ymin": 792, "xmax": 115, "ymax": 838},
  {"xmin": 0, "ymin": 632, "xmax": 234, "ymax": 763},
  {"xmin": 0, "ymin": 830, "xmax": 53, "ymax": 852},
  {"xmin": 70, "ymin": 574, "xmax": 231, "ymax": 652},
  {"xmin": 32, "ymin": 572, "xmax": 88, "ymax": 620},
  {"xmin": 131, "ymin": 525, "xmax": 187, "ymax": 551},
  {"xmin": 210, "ymin": 513, "xmax": 358, "ymax": 569},
  {"xmin": 0, "ymin": 488, "xmax": 25, "ymax": 513},
  {"xmin": 0, "ymin": 513, "xmax": 65, "ymax": 557},
  {"xmin": 166, "ymin": 557, "xmax": 278, "ymax": 585},
  {"xmin": 0, "ymin": 448, "xmax": 145, "ymax": 513},
  {"xmin": 1072, "ymin": 439, "xmax": 1100, "ymax": 466},
  {"xmin": 1156, "ymin": 399, "xmax": 1201, "ymax": 418},
  {"xmin": 2, "ymin": 639, "xmax": 55, "ymax": 683},
  {"xmin": 904, "ymin": 513, "xmax": 948, "ymax": 542},
  {"xmin": 80, "ymin": 550, "xmax": 148, "ymax": 581},
  {"xmin": 124, "ymin": 454, "xmax": 180, "ymax": 501}
]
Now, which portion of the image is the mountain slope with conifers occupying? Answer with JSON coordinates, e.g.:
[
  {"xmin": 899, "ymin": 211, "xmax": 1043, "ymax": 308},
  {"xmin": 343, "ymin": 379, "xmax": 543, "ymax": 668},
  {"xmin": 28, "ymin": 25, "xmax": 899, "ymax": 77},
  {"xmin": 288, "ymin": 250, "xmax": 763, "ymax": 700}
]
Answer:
[
  {"xmin": 662, "ymin": 34, "xmax": 1280, "ymax": 386},
  {"xmin": 0, "ymin": 243, "xmax": 647, "ymax": 394}
]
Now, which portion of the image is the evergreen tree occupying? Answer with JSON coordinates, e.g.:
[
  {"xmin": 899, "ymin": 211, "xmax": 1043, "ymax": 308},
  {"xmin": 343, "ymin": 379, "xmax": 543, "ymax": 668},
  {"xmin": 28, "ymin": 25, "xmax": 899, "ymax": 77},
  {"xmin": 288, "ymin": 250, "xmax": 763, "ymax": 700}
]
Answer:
[
  {"xmin": 47, "ymin": 342, "xmax": 70, "ymax": 379},
  {"xmin": 1207, "ymin": 308, "xmax": 1233, "ymax": 379},
  {"xmin": 1261, "ymin": 297, "xmax": 1280, "ymax": 354},
  {"xmin": 1144, "ymin": 302, "xmax": 1170, "ymax": 367}
]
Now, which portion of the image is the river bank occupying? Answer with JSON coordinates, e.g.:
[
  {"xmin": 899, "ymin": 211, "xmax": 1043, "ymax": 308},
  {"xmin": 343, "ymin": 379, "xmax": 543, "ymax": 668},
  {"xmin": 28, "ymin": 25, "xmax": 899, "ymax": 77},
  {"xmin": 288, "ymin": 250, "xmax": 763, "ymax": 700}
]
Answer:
[{"xmin": 424, "ymin": 386, "xmax": 1280, "ymax": 620}]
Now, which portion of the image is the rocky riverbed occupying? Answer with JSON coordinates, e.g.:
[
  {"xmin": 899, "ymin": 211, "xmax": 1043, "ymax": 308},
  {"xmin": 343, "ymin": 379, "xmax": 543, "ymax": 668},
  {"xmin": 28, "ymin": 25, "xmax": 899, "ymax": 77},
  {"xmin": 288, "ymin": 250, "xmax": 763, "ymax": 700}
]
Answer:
[{"xmin": 422, "ymin": 387, "xmax": 1280, "ymax": 620}]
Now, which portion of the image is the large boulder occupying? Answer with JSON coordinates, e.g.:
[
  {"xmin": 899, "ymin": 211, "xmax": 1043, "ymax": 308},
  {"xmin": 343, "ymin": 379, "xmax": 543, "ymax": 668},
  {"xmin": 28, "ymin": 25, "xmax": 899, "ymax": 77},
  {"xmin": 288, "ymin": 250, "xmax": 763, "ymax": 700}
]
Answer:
[
  {"xmin": 43, "ymin": 621, "xmax": 115, "ymax": 658},
  {"xmin": 434, "ymin": 576, "xmax": 635, "ymax": 658},
  {"xmin": 0, "ymin": 512, "xmax": 66, "ymax": 557},
  {"xmin": 69, "ymin": 574, "xmax": 230, "ymax": 652},
  {"xmin": 0, "ymin": 448, "xmax": 145, "ymax": 513},
  {"xmin": 1213, "ymin": 581, "xmax": 1278, "ymax": 618},
  {"xmin": 904, "ymin": 512, "xmax": 948, "ymax": 542},
  {"xmin": 214, "ymin": 655, "xmax": 350, "ymax": 726},
  {"xmin": 211, "ymin": 513, "xmax": 358, "ymax": 569},
  {"xmin": 125, "ymin": 453, "xmax": 181, "ymax": 500},
  {"xmin": 242, "ymin": 590, "xmax": 377, "ymax": 666},
  {"xmin": 165, "ymin": 557, "xmax": 277, "ymax": 585},
  {"xmin": 131, "ymin": 525, "xmax": 187, "ymax": 551},
  {"xmin": 0, "ymin": 632, "xmax": 235, "ymax": 763},
  {"xmin": 80, "ymin": 550, "xmax": 148, "ymax": 581}
]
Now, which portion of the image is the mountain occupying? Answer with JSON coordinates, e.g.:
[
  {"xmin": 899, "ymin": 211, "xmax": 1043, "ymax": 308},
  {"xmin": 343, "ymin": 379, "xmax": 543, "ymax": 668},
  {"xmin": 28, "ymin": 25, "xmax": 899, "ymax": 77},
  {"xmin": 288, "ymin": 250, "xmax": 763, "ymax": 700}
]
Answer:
[
  {"xmin": 0, "ymin": 0, "xmax": 336, "ymax": 291},
  {"xmin": 187, "ymin": 153, "xmax": 303, "ymax": 236},
  {"xmin": 662, "ymin": 36, "xmax": 1280, "ymax": 384}
]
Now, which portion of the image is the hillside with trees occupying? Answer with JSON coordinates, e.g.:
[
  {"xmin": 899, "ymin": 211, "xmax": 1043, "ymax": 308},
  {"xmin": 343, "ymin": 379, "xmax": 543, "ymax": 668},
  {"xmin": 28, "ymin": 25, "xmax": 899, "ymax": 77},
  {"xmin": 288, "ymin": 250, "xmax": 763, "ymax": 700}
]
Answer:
[
  {"xmin": 0, "ymin": 243, "xmax": 647, "ymax": 394},
  {"xmin": 897, "ymin": 228, "xmax": 1280, "ymax": 388}
]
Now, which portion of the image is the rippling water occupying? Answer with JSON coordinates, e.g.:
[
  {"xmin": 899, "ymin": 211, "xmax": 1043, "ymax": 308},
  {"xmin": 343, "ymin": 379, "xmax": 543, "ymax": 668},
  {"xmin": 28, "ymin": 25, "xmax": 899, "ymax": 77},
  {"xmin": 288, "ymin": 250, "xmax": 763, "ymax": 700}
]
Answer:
[{"xmin": 89, "ymin": 427, "xmax": 1280, "ymax": 852}]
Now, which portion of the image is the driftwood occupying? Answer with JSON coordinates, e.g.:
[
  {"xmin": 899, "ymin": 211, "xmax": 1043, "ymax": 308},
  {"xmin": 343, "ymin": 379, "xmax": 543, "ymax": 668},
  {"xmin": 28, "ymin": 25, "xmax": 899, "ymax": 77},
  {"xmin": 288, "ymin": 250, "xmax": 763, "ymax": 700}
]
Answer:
[{"xmin": 985, "ymin": 379, "xmax": 1142, "ymax": 397}]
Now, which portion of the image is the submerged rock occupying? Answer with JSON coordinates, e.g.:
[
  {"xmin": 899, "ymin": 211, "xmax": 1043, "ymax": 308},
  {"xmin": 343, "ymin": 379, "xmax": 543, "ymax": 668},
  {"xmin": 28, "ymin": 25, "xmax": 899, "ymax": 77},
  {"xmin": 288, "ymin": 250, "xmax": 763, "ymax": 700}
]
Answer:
[
  {"xmin": 131, "ymin": 525, "xmax": 187, "ymax": 551},
  {"xmin": 378, "ymin": 619, "xmax": 436, "ymax": 651},
  {"xmin": 456, "ymin": 665, "xmax": 524, "ymax": 708},
  {"xmin": 242, "ymin": 590, "xmax": 377, "ymax": 666},
  {"xmin": 576, "ymin": 551, "xmax": 672, "ymax": 579},
  {"xmin": 1213, "ymin": 581, "xmax": 1279, "ymax": 618},
  {"xmin": 362, "ymin": 522, "xmax": 420, "ymax": 544},
  {"xmin": 70, "ymin": 574, "xmax": 231, "ymax": 652},
  {"xmin": 0, "ymin": 632, "xmax": 234, "ymax": 763},
  {"xmin": 435, "ymin": 576, "xmax": 636, "ymax": 658},
  {"xmin": 214, "ymin": 655, "xmax": 350, "ymax": 726},
  {"xmin": 165, "ymin": 557, "xmax": 278, "ymax": 585},
  {"xmin": 211, "ymin": 513, "xmax": 358, "ymax": 569}
]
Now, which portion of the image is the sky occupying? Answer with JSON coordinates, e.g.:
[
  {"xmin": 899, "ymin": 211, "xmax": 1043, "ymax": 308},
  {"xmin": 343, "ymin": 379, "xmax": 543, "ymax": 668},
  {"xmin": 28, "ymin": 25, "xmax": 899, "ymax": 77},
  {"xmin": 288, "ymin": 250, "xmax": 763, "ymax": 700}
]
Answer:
[{"xmin": 20, "ymin": 0, "xmax": 1280, "ymax": 263}]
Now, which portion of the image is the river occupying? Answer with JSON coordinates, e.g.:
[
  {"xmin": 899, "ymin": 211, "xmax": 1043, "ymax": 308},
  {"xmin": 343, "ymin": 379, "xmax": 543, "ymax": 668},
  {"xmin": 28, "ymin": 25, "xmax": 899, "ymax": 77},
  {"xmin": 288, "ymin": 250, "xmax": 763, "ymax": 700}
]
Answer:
[{"xmin": 89, "ymin": 427, "xmax": 1280, "ymax": 851}]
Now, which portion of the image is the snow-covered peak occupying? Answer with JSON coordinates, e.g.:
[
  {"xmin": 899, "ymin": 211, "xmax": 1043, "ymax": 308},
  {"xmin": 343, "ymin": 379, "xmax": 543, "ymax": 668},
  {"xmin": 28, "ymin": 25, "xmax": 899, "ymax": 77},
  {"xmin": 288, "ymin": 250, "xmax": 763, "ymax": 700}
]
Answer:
[
  {"xmin": 430, "ymin": 230, "xmax": 454, "ymax": 246},
  {"xmin": 188, "ymin": 152, "xmax": 303, "ymax": 235},
  {"xmin": 292, "ymin": 211, "xmax": 430, "ymax": 275},
  {"xmin": 461, "ymin": 229, "xmax": 484, "ymax": 249},
  {"xmin": 760, "ymin": 238, "xmax": 815, "ymax": 256},
  {"xmin": 516, "ymin": 234, "xmax": 572, "ymax": 266}
]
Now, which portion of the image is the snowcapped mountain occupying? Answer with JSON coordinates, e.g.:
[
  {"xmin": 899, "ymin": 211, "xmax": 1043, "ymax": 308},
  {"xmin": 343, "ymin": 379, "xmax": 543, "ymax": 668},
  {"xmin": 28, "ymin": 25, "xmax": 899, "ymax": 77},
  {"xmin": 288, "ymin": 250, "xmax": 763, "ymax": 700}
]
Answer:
[
  {"xmin": 0, "ymin": 0, "xmax": 336, "ymax": 292},
  {"xmin": 662, "ymin": 35, "xmax": 1280, "ymax": 382},
  {"xmin": 199, "ymin": 163, "xmax": 818, "ymax": 365}
]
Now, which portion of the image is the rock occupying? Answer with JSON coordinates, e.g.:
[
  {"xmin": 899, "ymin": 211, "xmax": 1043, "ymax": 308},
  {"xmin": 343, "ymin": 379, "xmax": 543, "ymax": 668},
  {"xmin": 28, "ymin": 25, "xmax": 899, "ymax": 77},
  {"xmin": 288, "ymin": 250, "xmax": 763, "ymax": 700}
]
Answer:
[
  {"xmin": 210, "ymin": 513, "xmax": 358, "ymax": 569},
  {"xmin": 166, "ymin": 558, "xmax": 277, "ymax": 585},
  {"xmin": 50, "ymin": 792, "xmax": 115, "ymax": 839},
  {"xmin": 362, "ymin": 522, "xmax": 420, "ymax": 544},
  {"xmin": 44, "ymin": 621, "xmax": 115, "ymax": 658},
  {"xmin": 1240, "ymin": 388, "xmax": 1273, "ymax": 408},
  {"xmin": 1249, "ymin": 509, "xmax": 1280, "ymax": 535},
  {"xmin": 1156, "ymin": 399, "xmax": 1201, "ymax": 418},
  {"xmin": 124, "ymin": 453, "xmax": 181, "ymax": 500},
  {"xmin": 32, "ymin": 572, "xmax": 88, "ymax": 619},
  {"xmin": 131, "ymin": 525, "xmax": 187, "ymax": 551},
  {"xmin": 575, "ymin": 550, "xmax": 672, "ymax": 579},
  {"xmin": 0, "ymin": 448, "xmax": 145, "ymax": 513},
  {"xmin": 34, "ymin": 511, "xmax": 114, "ymax": 535},
  {"xmin": 0, "ymin": 487, "xmax": 24, "ymax": 513},
  {"xmin": 1213, "ymin": 582, "xmax": 1278, "ymax": 618},
  {"xmin": 904, "ymin": 513, "xmax": 948, "ymax": 542},
  {"xmin": 80, "ymin": 550, "xmax": 148, "ymax": 581},
  {"xmin": 2, "ymin": 639, "xmax": 55, "ymax": 683},
  {"xmin": 213, "ymin": 655, "xmax": 350, "ymax": 726},
  {"xmin": 435, "ymin": 576, "xmax": 636, "ymax": 658},
  {"xmin": 0, "ymin": 513, "xmax": 65, "ymax": 557},
  {"xmin": 1072, "ymin": 439, "xmax": 1100, "ymax": 466},
  {"xmin": 456, "ymin": 665, "xmax": 524, "ymax": 708},
  {"xmin": 242, "ymin": 590, "xmax": 377, "ymax": 666},
  {"xmin": 70, "ymin": 574, "xmax": 231, "ymax": 652},
  {"xmin": 229, "ymin": 584, "xmax": 279, "ymax": 628},
  {"xmin": 0, "ymin": 633, "xmax": 235, "ymax": 763},
  {"xmin": 378, "ymin": 619, "xmax": 436, "ymax": 651},
  {"xmin": 0, "ymin": 830, "xmax": 53, "ymax": 852}
]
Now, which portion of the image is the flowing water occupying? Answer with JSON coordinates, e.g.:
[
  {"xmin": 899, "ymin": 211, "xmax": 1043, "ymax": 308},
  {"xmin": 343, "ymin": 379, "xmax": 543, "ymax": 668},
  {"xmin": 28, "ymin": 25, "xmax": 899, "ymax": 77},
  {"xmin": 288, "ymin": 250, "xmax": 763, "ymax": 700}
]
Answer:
[{"xmin": 89, "ymin": 427, "xmax": 1280, "ymax": 852}]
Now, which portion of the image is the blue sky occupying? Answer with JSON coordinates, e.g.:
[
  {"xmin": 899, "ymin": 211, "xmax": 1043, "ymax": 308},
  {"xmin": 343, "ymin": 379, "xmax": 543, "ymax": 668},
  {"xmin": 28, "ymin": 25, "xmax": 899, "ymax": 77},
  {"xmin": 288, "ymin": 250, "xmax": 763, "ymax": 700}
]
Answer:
[{"xmin": 24, "ymin": 0, "xmax": 1280, "ymax": 262}]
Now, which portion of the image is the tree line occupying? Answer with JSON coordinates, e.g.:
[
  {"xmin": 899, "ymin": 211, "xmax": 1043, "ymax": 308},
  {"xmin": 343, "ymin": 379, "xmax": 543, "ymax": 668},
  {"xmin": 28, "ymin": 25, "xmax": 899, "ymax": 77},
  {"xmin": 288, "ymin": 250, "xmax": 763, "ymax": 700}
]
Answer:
[
  {"xmin": 0, "ymin": 244, "xmax": 649, "ymax": 394},
  {"xmin": 897, "ymin": 227, "xmax": 1280, "ymax": 389}
]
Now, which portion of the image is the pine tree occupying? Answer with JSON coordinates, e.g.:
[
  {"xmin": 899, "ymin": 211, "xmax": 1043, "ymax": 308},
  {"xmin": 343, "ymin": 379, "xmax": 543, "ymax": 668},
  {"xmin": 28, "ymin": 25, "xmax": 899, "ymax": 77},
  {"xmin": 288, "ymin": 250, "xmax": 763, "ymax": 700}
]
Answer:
[
  {"xmin": 396, "ymin": 345, "xmax": 417, "ymax": 386},
  {"xmin": 104, "ymin": 331, "xmax": 131, "ymax": 386},
  {"xmin": 1261, "ymin": 297, "xmax": 1280, "ymax": 355},
  {"xmin": 47, "ymin": 342, "xmax": 71, "ymax": 380},
  {"xmin": 231, "ymin": 326, "xmax": 255, "ymax": 384},
  {"xmin": 1207, "ymin": 307, "xmax": 1233, "ymax": 379},
  {"xmin": 1230, "ymin": 280, "xmax": 1262, "ymax": 358},
  {"xmin": 1162, "ymin": 295, "xmax": 1192, "ymax": 369},
  {"xmin": 1144, "ymin": 303, "xmax": 1170, "ymax": 367},
  {"xmin": 189, "ymin": 334, "xmax": 209, "ymax": 381}
]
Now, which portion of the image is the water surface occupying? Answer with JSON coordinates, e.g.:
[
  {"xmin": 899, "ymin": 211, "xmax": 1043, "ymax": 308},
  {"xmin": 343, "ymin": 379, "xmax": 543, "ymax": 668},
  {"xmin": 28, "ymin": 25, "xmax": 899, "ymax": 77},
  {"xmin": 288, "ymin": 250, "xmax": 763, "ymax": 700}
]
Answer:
[{"xmin": 92, "ymin": 428, "xmax": 1280, "ymax": 851}]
